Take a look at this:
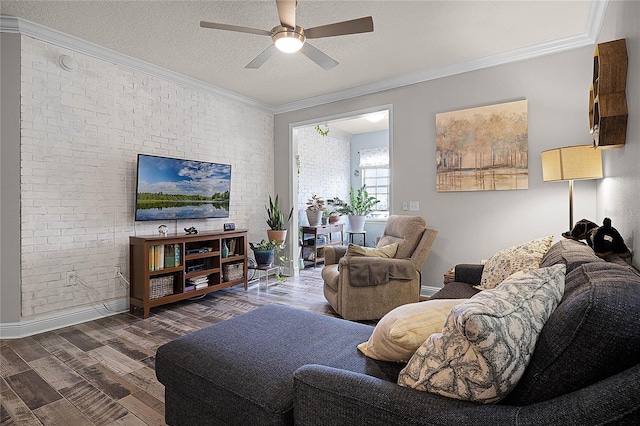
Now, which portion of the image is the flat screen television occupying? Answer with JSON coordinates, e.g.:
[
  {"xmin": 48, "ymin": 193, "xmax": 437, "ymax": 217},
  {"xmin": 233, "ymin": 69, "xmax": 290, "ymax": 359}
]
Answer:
[{"xmin": 135, "ymin": 154, "xmax": 231, "ymax": 221}]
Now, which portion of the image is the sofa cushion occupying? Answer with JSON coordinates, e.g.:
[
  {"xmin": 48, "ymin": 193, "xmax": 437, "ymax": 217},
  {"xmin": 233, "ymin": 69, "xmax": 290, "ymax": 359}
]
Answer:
[
  {"xmin": 346, "ymin": 242, "xmax": 398, "ymax": 258},
  {"xmin": 358, "ymin": 299, "xmax": 468, "ymax": 362},
  {"xmin": 398, "ymin": 265, "xmax": 565, "ymax": 403},
  {"xmin": 479, "ymin": 235, "xmax": 553, "ymax": 289},
  {"xmin": 505, "ymin": 262, "xmax": 640, "ymax": 405},
  {"xmin": 540, "ymin": 238, "xmax": 604, "ymax": 272}
]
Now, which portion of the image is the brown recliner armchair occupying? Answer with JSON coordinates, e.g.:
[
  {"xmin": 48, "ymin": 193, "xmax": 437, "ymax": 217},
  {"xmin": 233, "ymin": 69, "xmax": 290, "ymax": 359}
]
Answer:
[{"xmin": 321, "ymin": 215, "xmax": 437, "ymax": 320}]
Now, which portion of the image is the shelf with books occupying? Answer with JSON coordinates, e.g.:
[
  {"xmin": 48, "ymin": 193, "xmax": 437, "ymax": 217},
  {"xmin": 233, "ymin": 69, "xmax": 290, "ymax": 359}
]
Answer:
[{"xmin": 129, "ymin": 229, "xmax": 248, "ymax": 318}]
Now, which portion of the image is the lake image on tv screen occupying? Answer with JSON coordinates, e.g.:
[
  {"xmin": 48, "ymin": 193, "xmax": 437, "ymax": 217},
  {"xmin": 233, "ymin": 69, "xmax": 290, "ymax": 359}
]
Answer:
[{"xmin": 136, "ymin": 156, "xmax": 231, "ymax": 220}]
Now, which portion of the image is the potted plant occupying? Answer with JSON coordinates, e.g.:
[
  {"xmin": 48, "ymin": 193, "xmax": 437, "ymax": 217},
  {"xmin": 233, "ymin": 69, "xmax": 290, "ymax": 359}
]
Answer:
[
  {"xmin": 265, "ymin": 194, "xmax": 293, "ymax": 243},
  {"xmin": 249, "ymin": 239, "xmax": 280, "ymax": 267},
  {"xmin": 322, "ymin": 208, "xmax": 331, "ymax": 225},
  {"xmin": 325, "ymin": 207, "xmax": 341, "ymax": 224},
  {"xmin": 327, "ymin": 185, "xmax": 380, "ymax": 232},
  {"xmin": 322, "ymin": 207, "xmax": 340, "ymax": 224},
  {"xmin": 305, "ymin": 194, "xmax": 325, "ymax": 226}
]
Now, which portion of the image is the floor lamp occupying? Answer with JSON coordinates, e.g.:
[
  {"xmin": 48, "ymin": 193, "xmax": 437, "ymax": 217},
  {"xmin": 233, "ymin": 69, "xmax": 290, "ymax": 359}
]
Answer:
[{"xmin": 541, "ymin": 145, "xmax": 603, "ymax": 231}]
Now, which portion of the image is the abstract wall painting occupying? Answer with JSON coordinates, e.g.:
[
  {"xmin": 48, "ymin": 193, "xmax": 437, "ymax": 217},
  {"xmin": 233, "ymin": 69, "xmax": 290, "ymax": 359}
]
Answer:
[{"xmin": 436, "ymin": 100, "xmax": 528, "ymax": 192}]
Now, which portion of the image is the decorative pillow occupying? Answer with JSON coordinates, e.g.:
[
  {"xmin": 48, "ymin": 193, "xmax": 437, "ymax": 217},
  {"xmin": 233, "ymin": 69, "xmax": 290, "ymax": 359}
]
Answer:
[
  {"xmin": 479, "ymin": 235, "xmax": 553, "ymax": 289},
  {"xmin": 346, "ymin": 243, "xmax": 398, "ymax": 258},
  {"xmin": 397, "ymin": 264, "xmax": 566, "ymax": 404},
  {"xmin": 358, "ymin": 299, "xmax": 468, "ymax": 362},
  {"xmin": 474, "ymin": 270, "xmax": 525, "ymax": 291}
]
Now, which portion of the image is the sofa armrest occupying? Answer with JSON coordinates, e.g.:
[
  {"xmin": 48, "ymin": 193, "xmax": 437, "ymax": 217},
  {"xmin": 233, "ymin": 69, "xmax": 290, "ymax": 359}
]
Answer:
[
  {"xmin": 293, "ymin": 364, "xmax": 516, "ymax": 425},
  {"xmin": 454, "ymin": 263, "xmax": 484, "ymax": 286},
  {"xmin": 324, "ymin": 245, "xmax": 348, "ymax": 265},
  {"xmin": 340, "ymin": 257, "xmax": 416, "ymax": 286}
]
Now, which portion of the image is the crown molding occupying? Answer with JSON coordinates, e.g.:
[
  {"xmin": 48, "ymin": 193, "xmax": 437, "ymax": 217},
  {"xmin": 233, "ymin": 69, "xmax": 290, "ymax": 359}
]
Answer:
[
  {"xmin": 1, "ymin": 0, "xmax": 608, "ymax": 116},
  {"xmin": 273, "ymin": 31, "xmax": 599, "ymax": 114},
  {"xmin": 0, "ymin": 15, "xmax": 273, "ymax": 113},
  {"xmin": 273, "ymin": 0, "xmax": 606, "ymax": 114}
]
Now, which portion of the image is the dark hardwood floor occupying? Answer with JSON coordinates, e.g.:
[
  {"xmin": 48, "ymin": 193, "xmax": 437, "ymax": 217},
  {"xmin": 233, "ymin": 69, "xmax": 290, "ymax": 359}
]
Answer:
[{"xmin": 1, "ymin": 267, "xmax": 339, "ymax": 425}]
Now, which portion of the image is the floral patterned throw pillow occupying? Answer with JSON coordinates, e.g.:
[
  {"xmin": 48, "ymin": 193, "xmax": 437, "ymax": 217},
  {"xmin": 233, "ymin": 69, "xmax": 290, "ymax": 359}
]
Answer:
[{"xmin": 478, "ymin": 235, "xmax": 554, "ymax": 289}]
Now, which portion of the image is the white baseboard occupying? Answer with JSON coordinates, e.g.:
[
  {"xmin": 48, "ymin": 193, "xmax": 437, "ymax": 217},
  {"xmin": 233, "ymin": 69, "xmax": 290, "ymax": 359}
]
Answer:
[{"xmin": 0, "ymin": 298, "xmax": 129, "ymax": 339}]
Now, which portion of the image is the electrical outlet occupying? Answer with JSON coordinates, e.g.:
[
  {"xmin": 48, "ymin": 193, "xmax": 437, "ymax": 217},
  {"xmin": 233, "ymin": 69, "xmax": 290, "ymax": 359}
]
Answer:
[
  {"xmin": 66, "ymin": 271, "xmax": 75, "ymax": 286},
  {"xmin": 402, "ymin": 202, "xmax": 408, "ymax": 211},
  {"xmin": 113, "ymin": 266, "xmax": 121, "ymax": 278},
  {"xmin": 409, "ymin": 201, "xmax": 419, "ymax": 211}
]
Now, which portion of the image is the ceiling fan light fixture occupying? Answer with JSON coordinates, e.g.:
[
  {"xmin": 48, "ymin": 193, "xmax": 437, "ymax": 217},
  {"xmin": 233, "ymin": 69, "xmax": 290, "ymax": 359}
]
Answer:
[{"xmin": 272, "ymin": 26, "xmax": 305, "ymax": 53}]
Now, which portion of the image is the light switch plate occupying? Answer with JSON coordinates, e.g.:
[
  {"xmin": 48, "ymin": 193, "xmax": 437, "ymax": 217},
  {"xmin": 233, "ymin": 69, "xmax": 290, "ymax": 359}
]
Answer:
[
  {"xmin": 409, "ymin": 201, "xmax": 419, "ymax": 211},
  {"xmin": 402, "ymin": 202, "xmax": 408, "ymax": 211}
]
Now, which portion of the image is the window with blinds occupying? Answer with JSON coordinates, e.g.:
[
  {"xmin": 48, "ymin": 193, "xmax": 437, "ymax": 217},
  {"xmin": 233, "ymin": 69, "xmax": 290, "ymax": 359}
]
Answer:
[{"xmin": 359, "ymin": 147, "xmax": 389, "ymax": 219}]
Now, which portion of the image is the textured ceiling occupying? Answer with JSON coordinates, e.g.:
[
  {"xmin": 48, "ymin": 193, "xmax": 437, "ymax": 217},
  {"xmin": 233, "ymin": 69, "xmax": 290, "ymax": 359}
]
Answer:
[{"xmin": 1, "ymin": 0, "xmax": 598, "ymax": 112}]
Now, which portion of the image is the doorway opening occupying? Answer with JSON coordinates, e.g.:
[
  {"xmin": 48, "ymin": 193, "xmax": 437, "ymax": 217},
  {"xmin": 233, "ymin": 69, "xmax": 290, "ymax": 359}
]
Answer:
[{"xmin": 292, "ymin": 106, "xmax": 391, "ymax": 271}]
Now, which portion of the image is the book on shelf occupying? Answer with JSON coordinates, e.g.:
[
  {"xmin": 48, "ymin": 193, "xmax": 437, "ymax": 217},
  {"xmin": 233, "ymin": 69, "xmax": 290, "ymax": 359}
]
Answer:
[
  {"xmin": 184, "ymin": 284, "xmax": 195, "ymax": 292},
  {"xmin": 194, "ymin": 282, "xmax": 208, "ymax": 290},
  {"xmin": 187, "ymin": 274, "xmax": 209, "ymax": 285},
  {"xmin": 149, "ymin": 244, "xmax": 180, "ymax": 270},
  {"xmin": 164, "ymin": 244, "xmax": 175, "ymax": 268}
]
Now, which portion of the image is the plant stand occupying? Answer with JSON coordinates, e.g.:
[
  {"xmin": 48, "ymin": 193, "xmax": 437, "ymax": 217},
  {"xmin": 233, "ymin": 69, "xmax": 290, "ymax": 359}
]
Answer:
[{"xmin": 248, "ymin": 264, "xmax": 279, "ymax": 289}]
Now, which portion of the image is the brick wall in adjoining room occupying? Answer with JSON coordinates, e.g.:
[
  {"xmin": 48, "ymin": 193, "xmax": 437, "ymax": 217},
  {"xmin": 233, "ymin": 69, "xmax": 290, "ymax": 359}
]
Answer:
[
  {"xmin": 297, "ymin": 126, "xmax": 350, "ymax": 226},
  {"xmin": 19, "ymin": 36, "xmax": 273, "ymax": 318}
]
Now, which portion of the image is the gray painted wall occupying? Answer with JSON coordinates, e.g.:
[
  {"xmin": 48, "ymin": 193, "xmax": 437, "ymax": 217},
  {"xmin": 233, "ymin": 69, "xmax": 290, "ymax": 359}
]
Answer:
[
  {"xmin": 596, "ymin": 0, "xmax": 640, "ymax": 267},
  {"xmin": 1, "ymin": 33, "xmax": 22, "ymax": 323},
  {"xmin": 275, "ymin": 21, "xmax": 638, "ymax": 289}
]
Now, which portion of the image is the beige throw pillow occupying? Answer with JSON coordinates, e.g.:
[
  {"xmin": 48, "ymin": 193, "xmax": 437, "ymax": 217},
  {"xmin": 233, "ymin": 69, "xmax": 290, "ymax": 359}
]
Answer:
[
  {"xmin": 398, "ymin": 264, "xmax": 566, "ymax": 403},
  {"xmin": 358, "ymin": 299, "xmax": 468, "ymax": 362},
  {"xmin": 479, "ymin": 235, "xmax": 553, "ymax": 289},
  {"xmin": 346, "ymin": 243, "xmax": 398, "ymax": 258}
]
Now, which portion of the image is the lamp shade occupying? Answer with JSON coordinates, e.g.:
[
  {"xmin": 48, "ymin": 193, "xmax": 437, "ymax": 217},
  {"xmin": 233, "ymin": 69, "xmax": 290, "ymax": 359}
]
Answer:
[{"xmin": 541, "ymin": 145, "xmax": 603, "ymax": 182}]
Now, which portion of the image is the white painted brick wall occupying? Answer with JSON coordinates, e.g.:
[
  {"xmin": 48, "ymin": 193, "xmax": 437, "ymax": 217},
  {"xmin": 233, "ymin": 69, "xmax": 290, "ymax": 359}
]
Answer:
[
  {"xmin": 20, "ymin": 36, "xmax": 273, "ymax": 318},
  {"xmin": 297, "ymin": 127, "xmax": 350, "ymax": 226}
]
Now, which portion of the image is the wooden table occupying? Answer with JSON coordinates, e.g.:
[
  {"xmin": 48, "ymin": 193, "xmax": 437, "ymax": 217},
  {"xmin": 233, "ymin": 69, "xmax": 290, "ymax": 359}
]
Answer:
[{"xmin": 301, "ymin": 224, "xmax": 344, "ymax": 268}]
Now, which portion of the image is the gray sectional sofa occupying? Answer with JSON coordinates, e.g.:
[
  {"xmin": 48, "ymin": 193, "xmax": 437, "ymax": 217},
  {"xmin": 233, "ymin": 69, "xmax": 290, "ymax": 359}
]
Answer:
[{"xmin": 156, "ymin": 238, "xmax": 640, "ymax": 425}]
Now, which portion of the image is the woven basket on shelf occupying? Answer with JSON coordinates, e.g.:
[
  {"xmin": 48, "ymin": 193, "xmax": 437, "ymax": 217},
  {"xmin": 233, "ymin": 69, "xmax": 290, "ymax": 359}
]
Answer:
[
  {"xmin": 223, "ymin": 262, "xmax": 244, "ymax": 282},
  {"xmin": 150, "ymin": 275, "xmax": 174, "ymax": 299}
]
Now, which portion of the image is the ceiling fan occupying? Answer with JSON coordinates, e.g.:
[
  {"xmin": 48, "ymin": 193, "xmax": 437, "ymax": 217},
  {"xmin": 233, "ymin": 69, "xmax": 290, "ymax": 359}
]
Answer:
[{"xmin": 200, "ymin": 0, "xmax": 374, "ymax": 70}]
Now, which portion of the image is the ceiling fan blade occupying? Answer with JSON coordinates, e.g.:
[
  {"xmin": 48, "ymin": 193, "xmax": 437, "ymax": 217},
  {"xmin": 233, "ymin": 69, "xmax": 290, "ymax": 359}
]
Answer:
[
  {"xmin": 276, "ymin": 0, "xmax": 296, "ymax": 29},
  {"xmin": 305, "ymin": 16, "xmax": 374, "ymax": 39},
  {"xmin": 245, "ymin": 45, "xmax": 277, "ymax": 69},
  {"xmin": 200, "ymin": 21, "xmax": 272, "ymax": 37},
  {"xmin": 300, "ymin": 43, "xmax": 338, "ymax": 70}
]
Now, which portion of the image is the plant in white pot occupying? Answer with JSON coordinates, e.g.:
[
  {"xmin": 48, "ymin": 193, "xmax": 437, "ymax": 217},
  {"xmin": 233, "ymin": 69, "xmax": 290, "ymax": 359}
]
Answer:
[
  {"xmin": 305, "ymin": 195, "xmax": 325, "ymax": 227},
  {"xmin": 328, "ymin": 185, "xmax": 380, "ymax": 232},
  {"xmin": 265, "ymin": 194, "xmax": 293, "ymax": 243}
]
